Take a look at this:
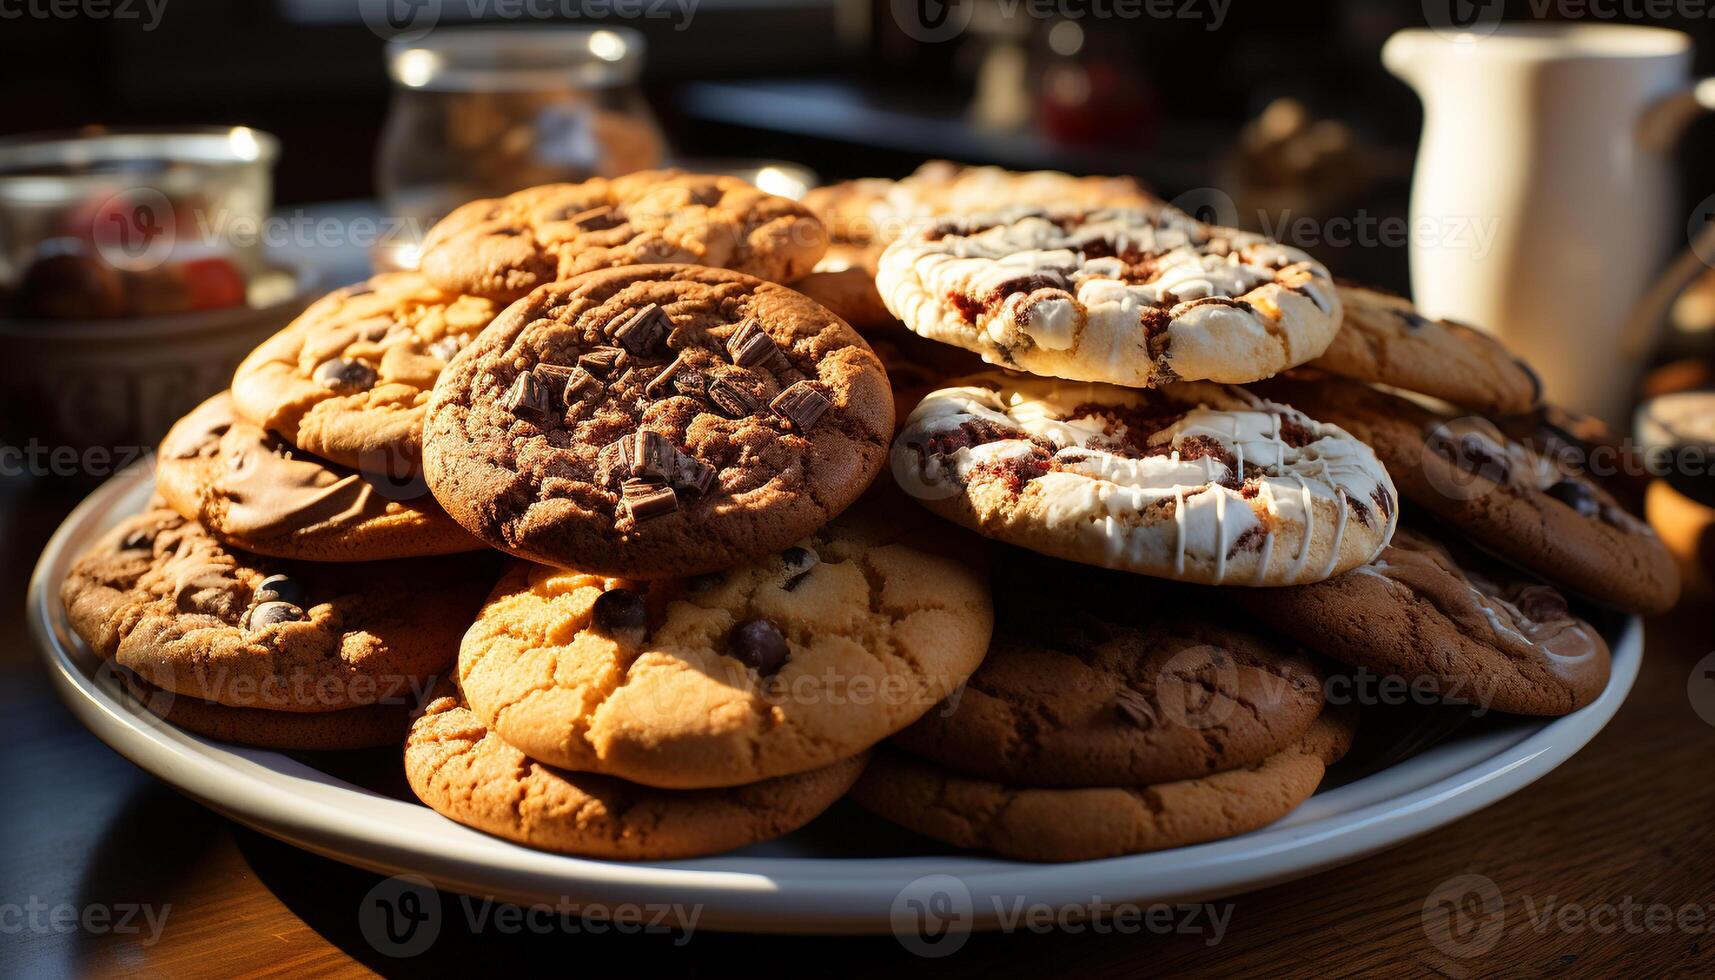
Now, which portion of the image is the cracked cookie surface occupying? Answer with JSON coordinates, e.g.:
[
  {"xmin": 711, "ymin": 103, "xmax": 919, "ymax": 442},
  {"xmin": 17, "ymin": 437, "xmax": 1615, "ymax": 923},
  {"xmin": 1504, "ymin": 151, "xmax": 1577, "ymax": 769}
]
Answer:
[
  {"xmin": 157, "ymin": 391, "xmax": 481, "ymax": 561},
  {"xmin": 876, "ymin": 206, "xmax": 1339, "ymax": 387},
  {"xmin": 1245, "ymin": 526, "xmax": 1610, "ymax": 715},
  {"xmin": 418, "ymin": 170, "xmax": 827, "ymax": 302},
  {"xmin": 405, "ymin": 683, "xmax": 867, "ymax": 859},
  {"xmin": 893, "ymin": 552, "xmax": 1325, "ymax": 785},
  {"xmin": 423, "ymin": 264, "xmax": 894, "ymax": 578},
  {"xmin": 61, "ymin": 508, "xmax": 497, "ymax": 711},
  {"xmin": 1262, "ymin": 377, "xmax": 1679, "ymax": 612},
  {"xmin": 455, "ymin": 500, "xmax": 992, "ymax": 788},
  {"xmin": 852, "ymin": 707, "xmax": 1356, "ymax": 862},
  {"xmin": 892, "ymin": 372, "xmax": 1396, "ymax": 585},
  {"xmin": 1306, "ymin": 284, "xmax": 1540, "ymax": 414},
  {"xmin": 231, "ymin": 272, "xmax": 497, "ymax": 476}
]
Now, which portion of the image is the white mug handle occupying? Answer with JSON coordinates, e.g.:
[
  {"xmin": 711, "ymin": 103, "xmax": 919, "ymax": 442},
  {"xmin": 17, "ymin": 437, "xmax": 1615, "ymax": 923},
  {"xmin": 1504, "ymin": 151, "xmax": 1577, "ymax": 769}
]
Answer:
[{"xmin": 1622, "ymin": 77, "xmax": 1715, "ymax": 360}]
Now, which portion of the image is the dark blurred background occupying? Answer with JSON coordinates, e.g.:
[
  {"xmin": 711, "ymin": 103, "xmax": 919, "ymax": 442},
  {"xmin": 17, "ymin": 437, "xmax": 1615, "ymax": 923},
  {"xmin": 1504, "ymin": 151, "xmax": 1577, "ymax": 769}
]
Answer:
[{"xmin": 6, "ymin": 0, "xmax": 1715, "ymax": 293}]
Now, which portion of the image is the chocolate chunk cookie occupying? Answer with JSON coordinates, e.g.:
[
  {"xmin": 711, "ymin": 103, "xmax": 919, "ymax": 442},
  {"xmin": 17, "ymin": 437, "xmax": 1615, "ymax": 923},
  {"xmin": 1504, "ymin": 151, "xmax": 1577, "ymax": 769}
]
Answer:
[
  {"xmin": 231, "ymin": 273, "xmax": 497, "ymax": 476},
  {"xmin": 116, "ymin": 671, "xmax": 412, "ymax": 750},
  {"xmin": 1245, "ymin": 527, "xmax": 1611, "ymax": 715},
  {"xmin": 157, "ymin": 392, "xmax": 481, "ymax": 561},
  {"xmin": 892, "ymin": 372, "xmax": 1397, "ymax": 585},
  {"xmin": 851, "ymin": 707, "xmax": 1356, "ymax": 862},
  {"xmin": 61, "ymin": 508, "xmax": 496, "ymax": 711},
  {"xmin": 1306, "ymin": 284, "xmax": 1541, "ymax": 414},
  {"xmin": 423, "ymin": 264, "xmax": 894, "ymax": 577},
  {"xmin": 1262, "ymin": 377, "xmax": 1679, "ymax": 612},
  {"xmin": 893, "ymin": 553, "xmax": 1327, "ymax": 786},
  {"xmin": 455, "ymin": 500, "xmax": 992, "ymax": 788},
  {"xmin": 418, "ymin": 171, "xmax": 827, "ymax": 302},
  {"xmin": 405, "ymin": 684, "xmax": 867, "ymax": 859},
  {"xmin": 876, "ymin": 206, "xmax": 1340, "ymax": 387}
]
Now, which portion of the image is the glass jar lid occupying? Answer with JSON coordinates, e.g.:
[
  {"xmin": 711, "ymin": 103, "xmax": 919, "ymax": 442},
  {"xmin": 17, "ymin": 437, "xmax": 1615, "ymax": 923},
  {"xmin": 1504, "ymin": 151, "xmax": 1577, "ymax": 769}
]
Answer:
[{"xmin": 386, "ymin": 26, "xmax": 646, "ymax": 92}]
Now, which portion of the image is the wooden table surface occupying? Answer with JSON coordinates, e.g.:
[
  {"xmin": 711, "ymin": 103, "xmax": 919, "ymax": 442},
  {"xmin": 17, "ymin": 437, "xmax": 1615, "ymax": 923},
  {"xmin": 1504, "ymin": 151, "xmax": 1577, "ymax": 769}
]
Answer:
[{"xmin": 3, "ymin": 481, "xmax": 1711, "ymax": 979}]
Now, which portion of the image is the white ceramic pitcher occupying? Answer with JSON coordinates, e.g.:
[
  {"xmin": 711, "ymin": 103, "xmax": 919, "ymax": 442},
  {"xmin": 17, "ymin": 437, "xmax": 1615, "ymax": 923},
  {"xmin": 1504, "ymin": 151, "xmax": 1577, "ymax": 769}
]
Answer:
[{"xmin": 1384, "ymin": 24, "xmax": 1715, "ymax": 424}]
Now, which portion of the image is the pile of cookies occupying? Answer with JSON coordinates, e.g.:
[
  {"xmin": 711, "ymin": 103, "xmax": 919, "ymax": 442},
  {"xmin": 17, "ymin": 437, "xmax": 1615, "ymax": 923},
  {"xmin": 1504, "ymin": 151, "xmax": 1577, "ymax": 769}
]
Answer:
[{"xmin": 59, "ymin": 164, "xmax": 1679, "ymax": 864}]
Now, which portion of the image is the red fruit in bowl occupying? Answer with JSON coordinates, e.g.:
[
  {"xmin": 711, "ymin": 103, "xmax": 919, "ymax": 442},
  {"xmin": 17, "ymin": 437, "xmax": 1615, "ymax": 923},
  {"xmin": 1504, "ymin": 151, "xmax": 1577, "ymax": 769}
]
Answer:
[{"xmin": 180, "ymin": 257, "xmax": 247, "ymax": 311}]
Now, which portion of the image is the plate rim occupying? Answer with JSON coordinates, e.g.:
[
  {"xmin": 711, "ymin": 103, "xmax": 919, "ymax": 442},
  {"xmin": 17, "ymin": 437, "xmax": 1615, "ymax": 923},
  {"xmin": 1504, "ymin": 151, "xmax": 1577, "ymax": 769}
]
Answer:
[{"xmin": 27, "ymin": 466, "xmax": 1642, "ymax": 935}]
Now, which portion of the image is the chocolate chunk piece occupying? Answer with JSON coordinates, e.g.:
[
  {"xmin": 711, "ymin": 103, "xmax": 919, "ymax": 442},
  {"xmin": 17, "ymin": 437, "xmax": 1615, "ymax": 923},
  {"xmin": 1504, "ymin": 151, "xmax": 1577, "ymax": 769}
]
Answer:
[
  {"xmin": 620, "ymin": 478, "xmax": 678, "ymax": 523},
  {"xmin": 672, "ymin": 370, "xmax": 707, "ymax": 398},
  {"xmin": 246, "ymin": 601, "xmax": 306, "ymax": 631},
  {"xmin": 561, "ymin": 366, "xmax": 604, "ymax": 404},
  {"xmin": 254, "ymin": 573, "xmax": 305, "ymax": 608},
  {"xmin": 578, "ymin": 346, "xmax": 627, "ymax": 376},
  {"xmin": 609, "ymin": 303, "xmax": 668, "ymax": 356},
  {"xmin": 729, "ymin": 617, "xmax": 789, "ymax": 675},
  {"xmin": 770, "ymin": 381, "xmax": 831, "ymax": 432},
  {"xmin": 596, "ymin": 437, "xmax": 633, "ymax": 486},
  {"xmin": 1545, "ymin": 477, "xmax": 1599, "ymax": 517},
  {"xmin": 671, "ymin": 451, "xmax": 716, "ymax": 496},
  {"xmin": 780, "ymin": 545, "xmax": 818, "ymax": 590},
  {"xmin": 313, "ymin": 358, "xmax": 377, "ymax": 394},
  {"xmin": 708, "ymin": 378, "xmax": 761, "ymax": 418},
  {"xmin": 567, "ymin": 204, "xmax": 622, "ymax": 230},
  {"xmin": 629, "ymin": 430, "xmax": 676, "ymax": 481},
  {"xmin": 590, "ymin": 588, "xmax": 648, "ymax": 640},
  {"xmin": 502, "ymin": 370, "xmax": 557, "ymax": 421},
  {"xmin": 1113, "ymin": 688, "xmax": 1156, "ymax": 728},
  {"xmin": 726, "ymin": 318, "xmax": 782, "ymax": 369}
]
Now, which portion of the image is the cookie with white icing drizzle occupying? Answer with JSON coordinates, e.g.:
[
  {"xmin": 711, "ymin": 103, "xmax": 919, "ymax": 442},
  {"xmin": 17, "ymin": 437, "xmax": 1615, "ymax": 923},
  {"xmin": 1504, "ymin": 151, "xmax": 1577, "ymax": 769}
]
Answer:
[
  {"xmin": 875, "ymin": 206, "xmax": 1340, "ymax": 388},
  {"xmin": 1245, "ymin": 526, "xmax": 1611, "ymax": 715},
  {"xmin": 891, "ymin": 372, "xmax": 1396, "ymax": 585}
]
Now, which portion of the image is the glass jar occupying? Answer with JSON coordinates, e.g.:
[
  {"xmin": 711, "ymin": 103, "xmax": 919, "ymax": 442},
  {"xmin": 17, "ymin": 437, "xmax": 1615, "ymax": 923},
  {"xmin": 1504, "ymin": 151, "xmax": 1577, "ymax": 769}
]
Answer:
[{"xmin": 376, "ymin": 27, "xmax": 667, "ymax": 270}]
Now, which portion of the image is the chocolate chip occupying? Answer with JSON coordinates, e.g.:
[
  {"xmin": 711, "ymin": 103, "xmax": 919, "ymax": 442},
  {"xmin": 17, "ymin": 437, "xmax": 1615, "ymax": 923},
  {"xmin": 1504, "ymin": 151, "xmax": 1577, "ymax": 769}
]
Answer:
[
  {"xmin": 672, "ymin": 370, "xmax": 707, "ymax": 398},
  {"xmin": 726, "ymin": 318, "xmax": 783, "ymax": 369},
  {"xmin": 1113, "ymin": 688, "xmax": 1156, "ymax": 728},
  {"xmin": 729, "ymin": 618, "xmax": 788, "ymax": 675},
  {"xmin": 770, "ymin": 381, "xmax": 831, "ymax": 432},
  {"xmin": 597, "ymin": 437, "xmax": 633, "ymax": 486},
  {"xmin": 780, "ymin": 546, "xmax": 818, "ymax": 590},
  {"xmin": 578, "ymin": 346, "xmax": 627, "ymax": 376},
  {"xmin": 118, "ymin": 527, "xmax": 155, "ymax": 552},
  {"xmin": 629, "ymin": 430, "xmax": 676, "ymax": 481},
  {"xmin": 313, "ymin": 358, "xmax": 377, "ymax": 394},
  {"xmin": 502, "ymin": 370, "xmax": 557, "ymax": 421},
  {"xmin": 1545, "ymin": 478, "xmax": 1599, "ymax": 517},
  {"xmin": 245, "ymin": 601, "xmax": 306, "ymax": 631},
  {"xmin": 254, "ymin": 573, "xmax": 305, "ymax": 608},
  {"xmin": 671, "ymin": 451, "xmax": 715, "ymax": 496},
  {"xmin": 707, "ymin": 378, "xmax": 761, "ymax": 418},
  {"xmin": 561, "ymin": 366, "xmax": 604, "ymax": 404},
  {"xmin": 590, "ymin": 588, "xmax": 648, "ymax": 640},
  {"xmin": 620, "ymin": 478, "xmax": 678, "ymax": 522},
  {"xmin": 609, "ymin": 303, "xmax": 668, "ymax": 356},
  {"xmin": 567, "ymin": 204, "xmax": 622, "ymax": 230}
]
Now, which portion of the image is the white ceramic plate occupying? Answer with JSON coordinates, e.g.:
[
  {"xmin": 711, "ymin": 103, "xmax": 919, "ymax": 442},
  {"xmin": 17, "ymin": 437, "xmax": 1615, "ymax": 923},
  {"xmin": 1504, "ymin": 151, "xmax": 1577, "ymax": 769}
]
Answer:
[{"xmin": 29, "ymin": 466, "xmax": 1641, "ymax": 935}]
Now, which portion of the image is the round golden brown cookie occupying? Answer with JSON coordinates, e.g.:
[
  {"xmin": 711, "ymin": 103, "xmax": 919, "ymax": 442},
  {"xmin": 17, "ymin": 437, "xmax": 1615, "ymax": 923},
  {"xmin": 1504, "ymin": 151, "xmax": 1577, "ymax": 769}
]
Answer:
[
  {"xmin": 404, "ymin": 684, "xmax": 867, "ymax": 859},
  {"xmin": 1306, "ymin": 284, "xmax": 1541, "ymax": 415},
  {"xmin": 1262, "ymin": 377, "xmax": 1679, "ymax": 613},
  {"xmin": 157, "ymin": 392, "xmax": 481, "ymax": 561},
  {"xmin": 892, "ymin": 373, "xmax": 1397, "ymax": 586},
  {"xmin": 418, "ymin": 171, "xmax": 827, "ymax": 302},
  {"xmin": 116, "ymin": 670, "xmax": 411, "ymax": 750},
  {"xmin": 790, "ymin": 265, "xmax": 896, "ymax": 334},
  {"xmin": 422, "ymin": 264, "xmax": 894, "ymax": 578},
  {"xmin": 60, "ymin": 508, "xmax": 497, "ymax": 711},
  {"xmin": 456, "ymin": 501, "xmax": 993, "ymax": 789},
  {"xmin": 892, "ymin": 552, "xmax": 1326, "ymax": 786},
  {"xmin": 231, "ymin": 273, "xmax": 497, "ymax": 476},
  {"xmin": 1243, "ymin": 526, "xmax": 1610, "ymax": 715},
  {"xmin": 851, "ymin": 708, "xmax": 1356, "ymax": 862}
]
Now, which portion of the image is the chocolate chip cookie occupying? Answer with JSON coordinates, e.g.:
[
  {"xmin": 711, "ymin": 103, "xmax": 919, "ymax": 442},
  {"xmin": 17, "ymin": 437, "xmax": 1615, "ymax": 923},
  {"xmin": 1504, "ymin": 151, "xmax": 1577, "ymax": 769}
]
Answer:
[
  {"xmin": 892, "ymin": 372, "xmax": 1397, "ymax": 585},
  {"xmin": 1262, "ymin": 377, "xmax": 1679, "ymax": 612},
  {"xmin": 876, "ymin": 206, "xmax": 1340, "ymax": 387},
  {"xmin": 117, "ymin": 671, "xmax": 412, "ymax": 750},
  {"xmin": 455, "ymin": 500, "xmax": 992, "ymax": 788},
  {"xmin": 405, "ymin": 683, "xmax": 867, "ymax": 859},
  {"xmin": 418, "ymin": 171, "xmax": 827, "ymax": 302},
  {"xmin": 423, "ymin": 264, "xmax": 894, "ymax": 578},
  {"xmin": 157, "ymin": 392, "xmax": 481, "ymax": 561},
  {"xmin": 1306, "ymin": 284, "xmax": 1541, "ymax": 414},
  {"xmin": 851, "ymin": 707, "xmax": 1356, "ymax": 862},
  {"xmin": 231, "ymin": 273, "xmax": 497, "ymax": 476},
  {"xmin": 61, "ymin": 508, "xmax": 496, "ymax": 711},
  {"xmin": 1244, "ymin": 527, "xmax": 1611, "ymax": 715},
  {"xmin": 892, "ymin": 552, "xmax": 1327, "ymax": 786}
]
